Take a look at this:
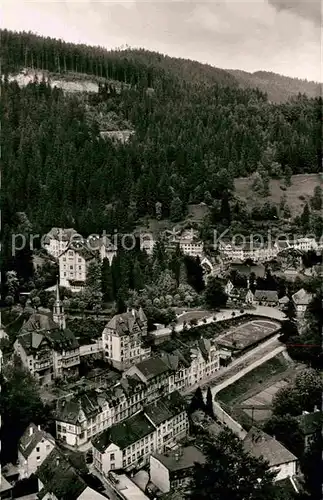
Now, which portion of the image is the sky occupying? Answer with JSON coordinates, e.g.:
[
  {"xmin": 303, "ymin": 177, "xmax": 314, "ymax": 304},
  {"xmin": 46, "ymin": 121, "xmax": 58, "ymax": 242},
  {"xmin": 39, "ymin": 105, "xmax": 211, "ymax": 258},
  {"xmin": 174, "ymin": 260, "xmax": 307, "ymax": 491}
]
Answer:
[{"xmin": 1, "ymin": 0, "xmax": 321, "ymax": 81}]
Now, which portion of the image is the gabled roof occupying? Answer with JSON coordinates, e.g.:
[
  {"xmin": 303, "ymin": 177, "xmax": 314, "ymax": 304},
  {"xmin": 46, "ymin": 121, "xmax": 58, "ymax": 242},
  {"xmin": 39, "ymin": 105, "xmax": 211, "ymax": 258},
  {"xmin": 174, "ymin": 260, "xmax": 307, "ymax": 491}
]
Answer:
[
  {"xmin": 60, "ymin": 240, "xmax": 98, "ymax": 261},
  {"xmin": 292, "ymin": 288, "xmax": 313, "ymax": 306},
  {"xmin": 230, "ymin": 287, "xmax": 253, "ymax": 301},
  {"xmin": 19, "ymin": 423, "xmax": 54, "ymax": 459},
  {"xmin": 198, "ymin": 337, "xmax": 212, "ymax": 361},
  {"xmin": 144, "ymin": 391, "xmax": 186, "ymax": 426},
  {"xmin": 56, "ymin": 392, "xmax": 101, "ymax": 424},
  {"xmin": 132, "ymin": 357, "xmax": 170, "ymax": 381},
  {"xmin": 153, "ymin": 446, "xmax": 205, "ymax": 472},
  {"xmin": 21, "ymin": 313, "xmax": 58, "ymax": 333},
  {"xmin": 17, "ymin": 325, "xmax": 79, "ymax": 355},
  {"xmin": 297, "ymin": 411, "xmax": 323, "ymax": 436},
  {"xmin": 243, "ymin": 427, "xmax": 297, "ymax": 467},
  {"xmin": 44, "ymin": 227, "xmax": 79, "ymax": 243},
  {"xmin": 254, "ymin": 290, "xmax": 278, "ymax": 302},
  {"xmin": 37, "ymin": 447, "xmax": 87, "ymax": 500},
  {"xmin": 92, "ymin": 412, "xmax": 155, "ymax": 453},
  {"xmin": 106, "ymin": 309, "xmax": 147, "ymax": 336},
  {"xmin": 278, "ymin": 295, "xmax": 290, "ymax": 304}
]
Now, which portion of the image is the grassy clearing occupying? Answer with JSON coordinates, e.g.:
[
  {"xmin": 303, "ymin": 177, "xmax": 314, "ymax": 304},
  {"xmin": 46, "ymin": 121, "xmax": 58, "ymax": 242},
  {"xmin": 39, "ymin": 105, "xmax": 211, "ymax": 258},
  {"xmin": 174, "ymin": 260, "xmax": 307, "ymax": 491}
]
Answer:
[
  {"xmin": 217, "ymin": 354, "xmax": 288, "ymax": 405},
  {"xmin": 235, "ymin": 173, "xmax": 322, "ymax": 217}
]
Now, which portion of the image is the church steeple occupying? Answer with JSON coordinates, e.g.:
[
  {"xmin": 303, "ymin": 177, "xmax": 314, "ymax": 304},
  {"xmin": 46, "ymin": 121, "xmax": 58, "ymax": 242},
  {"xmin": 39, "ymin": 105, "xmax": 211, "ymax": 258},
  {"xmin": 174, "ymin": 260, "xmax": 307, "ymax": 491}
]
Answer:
[{"xmin": 53, "ymin": 278, "xmax": 66, "ymax": 330}]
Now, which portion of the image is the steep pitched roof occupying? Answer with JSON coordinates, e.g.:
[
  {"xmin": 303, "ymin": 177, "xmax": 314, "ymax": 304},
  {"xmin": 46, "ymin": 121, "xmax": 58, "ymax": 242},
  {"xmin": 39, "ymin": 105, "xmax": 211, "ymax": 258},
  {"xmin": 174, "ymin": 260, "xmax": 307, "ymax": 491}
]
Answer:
[
  {"xmin": 56, "ymin": 392, "xmax": 101, "ymax": 424},
  {"xmin": 19, "ymin": 423, "xmax": 54, "ymax": 459},
  {"xmin": 198, "ymin": 337, "xmax": 212, "ymax": 361},
  {"xmin": 153, "ymin": 446, "xmax": 205, "ymax": 472},
  {"xmin": 133, "ymin": 357, "xmax": 170, "ymax": 381},
  {"xmin": 144, "ymin": 391, "xmax": 186, "ymax": 426},
  {"xmin": 243, "ymin": 427, "xmax": 297, "ymax": 467},
  {"xmin": 17, "ymin": 325, "xmax": 79, "ymax": 355},
  {"xmin": 21, "ymin": 313, "xmax": 58, "ymax": 333},
  {"xmin": 254, "ymin": 290, "xmax": 278, "ymax": 302},
  {"xmin": 45, "ymin": 227, "xmax": 79, "ymax": 243},
  {"xmin": 279, "ymin": 295, "xmax": 290, "ymax": 304},
  {"xmin": 92, "ymin": 412, "xmax": 155, "ymax": 452},
  {"xmin": 292, "ymin": 288, "xmax": 313, "ymax": 306},
  {"xmin": 37, "ymin": 447, "xmax": 87, "ymax": 500},
  {"xmin": 106, "ymin": 309, "xmax": 146, "ymax": 336}
]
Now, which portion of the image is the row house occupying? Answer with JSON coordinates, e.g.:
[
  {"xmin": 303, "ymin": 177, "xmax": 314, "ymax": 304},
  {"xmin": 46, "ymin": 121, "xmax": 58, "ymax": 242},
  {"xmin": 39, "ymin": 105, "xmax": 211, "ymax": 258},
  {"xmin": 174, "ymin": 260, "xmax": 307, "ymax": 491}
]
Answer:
[
  {"xmin": 55, "ymin": 346, "xmax": 220, "ymax": 450},
  {"xmin": 219, "ymin": 241, "xmax": 278, "ymax": 262},
  {"xmin": 14, "ymin": 290, "xmax": 80, "ymax": 384},
  {"xmin": 92, "ymin": 391, "xmax": 188, "ymax": 474},
  {"xmin": 17, "ymin": 423, "xmax": 55, "ymax": 480},
  {"xmin": 43, "ymin": 227, "xmax": 80, "ymax": 259},
  {"xmin": 102, "ymin": 308, "xmax": 151, "ymax": 370},
  {"xmin": 55, "ymin": 376, "xmax": 148, "ymax": 448},
  {"xmin": 162, "ymin": 338, "xmax": 220, "ymax": 393}
]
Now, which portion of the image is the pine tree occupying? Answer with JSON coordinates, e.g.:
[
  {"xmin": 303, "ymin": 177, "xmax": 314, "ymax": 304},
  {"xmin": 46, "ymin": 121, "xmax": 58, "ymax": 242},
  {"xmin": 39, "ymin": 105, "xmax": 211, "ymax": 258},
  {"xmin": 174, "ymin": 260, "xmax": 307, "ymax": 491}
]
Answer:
[
  {"xmin": 206, "ymin": 387, "xmax": 214, "ymax": 417},
  {"xmin": 101, "ymin": 258, "xmax": 114, "ymax": 303},
  {"xmin": 190, "ymin": 387, "xmax": 205, "ymax": 413}
]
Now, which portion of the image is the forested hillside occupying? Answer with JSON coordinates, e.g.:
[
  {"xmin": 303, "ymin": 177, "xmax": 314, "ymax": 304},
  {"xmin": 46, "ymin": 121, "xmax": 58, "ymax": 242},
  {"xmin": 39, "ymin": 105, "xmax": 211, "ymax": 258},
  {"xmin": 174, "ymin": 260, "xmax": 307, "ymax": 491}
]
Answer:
[
  {"xmin": 0, "ymin": 30, "xmax": 322, "ymax": 282},
  {"xmin": 228, "ymin": 69, "xmax": 321, "ymax": 103}
]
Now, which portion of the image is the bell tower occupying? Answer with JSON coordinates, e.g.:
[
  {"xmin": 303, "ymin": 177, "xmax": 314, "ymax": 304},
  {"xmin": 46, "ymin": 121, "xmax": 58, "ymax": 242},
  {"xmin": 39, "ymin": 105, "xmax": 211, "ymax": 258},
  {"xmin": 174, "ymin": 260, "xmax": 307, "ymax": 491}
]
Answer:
[{"xmin": 53, "ymin": 280, "xmax": 66, "ymax": 330}]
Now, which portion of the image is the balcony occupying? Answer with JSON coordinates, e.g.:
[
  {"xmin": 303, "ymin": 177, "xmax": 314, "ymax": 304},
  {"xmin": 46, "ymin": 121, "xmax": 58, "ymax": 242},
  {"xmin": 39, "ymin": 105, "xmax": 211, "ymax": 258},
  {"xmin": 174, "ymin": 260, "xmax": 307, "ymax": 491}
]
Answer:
[
  {"xmin": 61, "ymin": 357, "xmax": 80, "ymax": 367},
  {"xmin": 35, "ymin": 358, "xmax": 52, "ymax": 370}
]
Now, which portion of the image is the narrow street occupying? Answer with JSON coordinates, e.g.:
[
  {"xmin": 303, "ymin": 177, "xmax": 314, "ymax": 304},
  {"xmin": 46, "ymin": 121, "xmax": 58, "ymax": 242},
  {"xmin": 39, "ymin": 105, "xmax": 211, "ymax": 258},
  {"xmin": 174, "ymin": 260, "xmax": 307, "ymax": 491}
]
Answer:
[{"xmin": 89, "ymin": 464, "xmax": 121, "ymax": 500}]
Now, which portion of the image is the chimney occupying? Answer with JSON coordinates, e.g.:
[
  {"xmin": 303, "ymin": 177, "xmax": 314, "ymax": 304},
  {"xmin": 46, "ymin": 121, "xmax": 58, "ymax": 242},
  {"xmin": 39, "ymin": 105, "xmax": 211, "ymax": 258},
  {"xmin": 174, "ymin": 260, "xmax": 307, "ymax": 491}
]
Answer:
[
  {"xmin": 314, "ymin": 405, "xmax": 319, "ymax": 412},
  {"xmin": 131, "ymin": 308, "xmax": 136, "ymax": 317},
  {"xmin": 29, "ymin": 426, "xmax": 33, "ymax": 436},
  {"xmin": 175, "ymin": 452, "xmax": 179, "ymax": 461},
  {"xmin": 38, "ymin": 425, "xmax": 41, "ymax": 431},
  {"xmin": 56, "ymin": 457, "xmax": 60, "ymax": 467}
]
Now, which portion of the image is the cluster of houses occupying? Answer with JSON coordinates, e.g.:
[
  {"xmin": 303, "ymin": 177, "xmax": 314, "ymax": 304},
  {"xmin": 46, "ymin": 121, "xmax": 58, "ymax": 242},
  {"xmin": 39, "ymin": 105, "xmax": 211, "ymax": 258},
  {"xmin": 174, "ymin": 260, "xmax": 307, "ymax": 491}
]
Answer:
[
  {"xmin": 4, "ymin": 227, "xmax": 318, "ymax": 499},
  {"xmin": 4, "ymin": 404, "xmax": 321, "ymax": 500},
  {"xmin": 219, "ymin": 236, "xmax": 321, "ymax": 262},
  {"xmin": 224, "ymin": 279, "xmax": 313, "ymax": 318},
  {"xmin": 44, "ymin": 227, "xmax": 322, "ymax": 295}
]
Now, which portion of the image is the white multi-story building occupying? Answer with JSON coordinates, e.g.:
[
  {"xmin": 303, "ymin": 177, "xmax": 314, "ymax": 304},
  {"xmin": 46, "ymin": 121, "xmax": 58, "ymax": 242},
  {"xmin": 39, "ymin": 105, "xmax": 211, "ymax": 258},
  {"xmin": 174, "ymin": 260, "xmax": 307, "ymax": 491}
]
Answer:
[
  {"xmin": 43, "ymin": 227, "xmax": 80, "ymax": 259},
  {"xmin": 58, "ymin": 243, "xmax": 98, "ymax": 291},
  {"xmin": 17, "ymin": 423, "xmax": 55, "ymax": 479},
  {"xmin": 14, "ymin": 286, "xmax": 80, "ymax": 384},
  {"xmin": 102, "ymin": 308, "xmax": 151, "ymax": 370},
  {"xmin": 219, "ymin": 242, "xmax": 278, "ymax": 262},
  {"xmin": 92, "ymin": 391, "xmax": 188, "ymax": 474},
  {"xmin": 166, "ymin": 229, "xmax": 204, "ymax": 258},
  {"xmin": 289, "ymin": 237, "xmax": 318, "ymax": 252},
  {"xmin": 292, "ymin": 288, "xmax": 313, "ymax": 318}
]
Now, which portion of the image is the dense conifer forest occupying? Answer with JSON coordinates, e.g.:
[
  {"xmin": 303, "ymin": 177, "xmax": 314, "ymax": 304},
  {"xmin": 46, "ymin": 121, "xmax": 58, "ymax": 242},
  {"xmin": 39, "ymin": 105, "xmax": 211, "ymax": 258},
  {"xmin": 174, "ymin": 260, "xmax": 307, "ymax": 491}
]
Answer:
[{"xmin": 0, "ymin": 30, "xmax": 322, "ymax": 284}]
